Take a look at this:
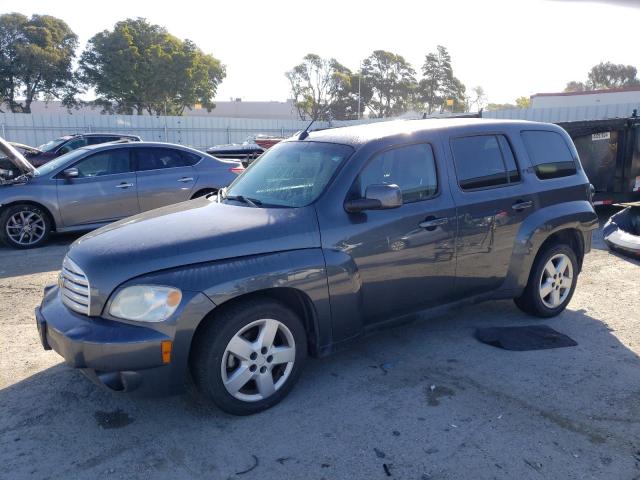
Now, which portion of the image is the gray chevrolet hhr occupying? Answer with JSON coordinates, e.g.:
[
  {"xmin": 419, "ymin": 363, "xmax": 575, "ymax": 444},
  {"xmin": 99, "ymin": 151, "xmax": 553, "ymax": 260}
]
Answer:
[{"xmin": 36, "ymin": 119, "xmax": 598, "ymax": 415}]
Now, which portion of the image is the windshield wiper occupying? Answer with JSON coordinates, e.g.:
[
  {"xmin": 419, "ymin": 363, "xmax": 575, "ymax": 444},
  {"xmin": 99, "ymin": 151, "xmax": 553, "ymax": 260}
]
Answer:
[{"xmin": 224, "ymin": 194, "xmax": 261, "ymax": 207}]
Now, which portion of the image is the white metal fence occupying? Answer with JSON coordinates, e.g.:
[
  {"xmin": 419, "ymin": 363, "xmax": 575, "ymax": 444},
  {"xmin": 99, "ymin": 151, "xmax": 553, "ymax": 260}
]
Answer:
[
  {"xmin": 4, "ymin": 103, "xmax": 638, "ymax": 151},
  {"xmin": 0, "ymin": 113, "xmax": 372, "ymax": 150},
  {"xmin": 482, "ymin": 102, "xmax": 640, "ymax": 123}
]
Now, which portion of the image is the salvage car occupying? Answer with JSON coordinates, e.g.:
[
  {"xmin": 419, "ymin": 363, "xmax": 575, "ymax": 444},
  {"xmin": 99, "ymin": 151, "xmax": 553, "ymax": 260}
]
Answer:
[
  {"xmin": 35, "ymin": 119, "xmax": 598, "ymax": 415},
  {"xmin": 27, "ymin": 133, "xmax": 142, "ymax": 167},
  {"xmin": 0, "ymin": 138, "xmax": 243, "ymax": 248}
]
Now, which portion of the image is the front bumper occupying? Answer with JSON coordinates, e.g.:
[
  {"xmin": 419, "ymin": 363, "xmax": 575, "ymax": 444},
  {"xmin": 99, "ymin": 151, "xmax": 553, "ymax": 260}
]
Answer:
[{"xmin": 35, "ymin": 284, "xmax": 213, "ymax": 396}]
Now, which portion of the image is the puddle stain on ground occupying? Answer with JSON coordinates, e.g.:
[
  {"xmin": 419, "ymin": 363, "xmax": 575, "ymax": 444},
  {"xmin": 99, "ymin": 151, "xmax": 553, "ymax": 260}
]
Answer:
[
  {"xmin": 94, "ymin": 409, "xmax": 134, "ymax": 429},
  {"xmin": 425, "ymin": 385, "xmax": 455, "ymax": 406}
]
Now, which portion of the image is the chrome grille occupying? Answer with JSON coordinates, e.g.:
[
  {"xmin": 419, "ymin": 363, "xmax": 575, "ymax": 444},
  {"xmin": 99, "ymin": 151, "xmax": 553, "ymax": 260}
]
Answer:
[{"xmin": 60, "ymin": 257, "xmax": 90, "ymax": 315}]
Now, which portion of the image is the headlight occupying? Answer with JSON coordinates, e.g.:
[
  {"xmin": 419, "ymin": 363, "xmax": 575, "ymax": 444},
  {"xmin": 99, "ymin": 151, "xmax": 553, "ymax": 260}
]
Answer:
[{"xmin": 109, "ymin": 285, "xmax": 182, "ymax": 322}]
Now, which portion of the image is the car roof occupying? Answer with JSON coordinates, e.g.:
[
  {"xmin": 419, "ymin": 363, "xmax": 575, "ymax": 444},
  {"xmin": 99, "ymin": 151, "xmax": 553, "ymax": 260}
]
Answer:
[
  {"xmin": 66, "ymin": 132, "xmax": 140, "ymax": 138},
  {"xmin": 77, "ymin": 141, "xmax": 204, "ymax": 153},
  {"xmin": 301, "ymin": 118, "xmax": 562, "ymax": 147}
]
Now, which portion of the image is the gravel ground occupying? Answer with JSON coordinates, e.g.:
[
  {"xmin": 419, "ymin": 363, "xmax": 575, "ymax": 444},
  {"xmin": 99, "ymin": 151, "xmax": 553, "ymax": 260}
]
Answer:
[{"xmin": 1, "ymin": 210, "xmax": 639, "ymax": 480}]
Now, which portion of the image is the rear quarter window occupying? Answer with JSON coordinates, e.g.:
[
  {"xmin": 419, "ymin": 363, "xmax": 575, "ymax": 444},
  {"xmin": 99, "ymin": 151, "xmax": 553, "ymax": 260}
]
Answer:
[{"xmin": 521, "ymin": 130, "xmax": 577, "ymax": 180}]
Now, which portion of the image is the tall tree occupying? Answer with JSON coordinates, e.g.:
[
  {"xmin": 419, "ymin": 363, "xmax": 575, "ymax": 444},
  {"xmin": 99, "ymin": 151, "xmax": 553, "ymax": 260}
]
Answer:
[
  {"xmin": 78, "ymin": 18, "xmax": 225, "ymax": 115},
  {"xmin": 565, "ymin": 62, "xmax": 639, "ymax": 92},
  {"xmin": 515, "ymin": 96, "xmax": 530, "ymax": 108},
  {"xmin": 471, "ymin": 86, "xmax": 487, "ymax": 111},
  {"xmin": 285, "ymin": 54, "xmax": 360, "ymax": 121},
  {"xmin": 587, "ymin": 61, "xmax": 639, "ymax": 89},
  {"xmin": 418, "ymin": 45, "xmax": 466, "ymax": 114},
  {"xmin": 0, "ymin": 13, "xmax": 78, "ymax": 113},
  {"xmin": 361, "ymin": 50, "xmax": 416, "ymax": 118}
]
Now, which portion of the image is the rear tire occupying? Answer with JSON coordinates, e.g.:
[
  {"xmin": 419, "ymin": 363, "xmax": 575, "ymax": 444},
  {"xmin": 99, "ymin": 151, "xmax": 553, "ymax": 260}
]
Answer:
[
  {"xmin": 190, "ymin": 298, "xmax": 307, "ymax": 415},
  {"xmin": 0, "ymin": 203, "xmax": 51, "ymax": 249},
  {"xmin": 514, "ymin": 243, "xmax": 579, "ymax": 318}
]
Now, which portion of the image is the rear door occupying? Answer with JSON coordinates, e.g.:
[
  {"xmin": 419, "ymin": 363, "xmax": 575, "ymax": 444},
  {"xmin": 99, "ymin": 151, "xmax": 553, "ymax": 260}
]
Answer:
[
  {"xmin": 133, "ymin": 147, "xmax": 200, "ymax": 211},
  {"xmin": 448, "ymin": 133, "xmax": 535, "ymax": 298},
  {"xmin": 56, "ymin": 148, "xmax": 139, "ymax": 227}
]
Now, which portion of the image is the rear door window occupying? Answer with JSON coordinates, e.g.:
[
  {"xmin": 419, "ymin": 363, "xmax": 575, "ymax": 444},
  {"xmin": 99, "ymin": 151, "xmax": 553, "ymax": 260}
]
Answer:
[
  {"xmin": 451, "ymin": 135, "xmax": 520, "ymax": 190},
  {"xmin": 135, "ymin": 148, "xmax": 193, "ymax": 171},
  {"xmin": 355, "ymin": 143, "xmax": 438, "ymax": 203},
  {"xmin": 521, "ymin": 130, "xmax": 577, "ymax": 179}
]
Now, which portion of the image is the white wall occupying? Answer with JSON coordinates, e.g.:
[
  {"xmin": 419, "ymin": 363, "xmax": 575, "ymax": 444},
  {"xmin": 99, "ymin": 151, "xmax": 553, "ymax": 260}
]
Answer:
[
  {"xmin": 0, "ymin": 113, "xmax": 373, "ymax": 150},
  {"xmin": 531, "ymin": 90, "xmax": 640, "ymax": 109}
]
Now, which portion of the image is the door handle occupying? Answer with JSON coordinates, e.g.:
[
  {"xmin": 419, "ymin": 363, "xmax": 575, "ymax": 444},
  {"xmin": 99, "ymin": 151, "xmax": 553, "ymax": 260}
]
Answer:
[
  {"xmin": 178, "ymin": 177, "xmax": 194, "ymax": 183},
  {"xmin": 419, "ymin": 217, "xmax": 448, "ymax": 230},
  {"xmin": 116, "ymin": 182, "xmax": 134, "ymax": 189},
  {"xmin": 512, "ymin": 200, "xmax": 533, "ymax": 211}
]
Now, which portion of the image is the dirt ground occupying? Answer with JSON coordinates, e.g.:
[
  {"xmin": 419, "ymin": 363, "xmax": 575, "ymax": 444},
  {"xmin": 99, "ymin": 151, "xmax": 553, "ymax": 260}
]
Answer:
[{"xmin": 1, "ymin": 209, "xmax": 639, "ymax": 480}]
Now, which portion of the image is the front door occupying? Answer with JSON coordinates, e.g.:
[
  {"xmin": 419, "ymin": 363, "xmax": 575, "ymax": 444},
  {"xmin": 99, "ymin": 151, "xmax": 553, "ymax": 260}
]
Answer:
[
  {"xmin": 57, "ymin": 148, "xmax": 139, "ymax": 227},
  {"xmin": 133, "ymin": 147, "xmax": 199, "ymax": 211},
  {"xmin": 448, "ymin": 133, "xmax": 536, "ymax": 298},
  {"xmin": 328, "ymin": 142, "xmax": 457, "ymax": 325}
]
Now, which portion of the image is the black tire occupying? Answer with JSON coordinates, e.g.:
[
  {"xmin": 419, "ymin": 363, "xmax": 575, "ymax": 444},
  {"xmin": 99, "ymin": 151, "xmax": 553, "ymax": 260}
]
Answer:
[
  {"xmin": 190, "ymin": 298, "xmax": 307, "ymax": 415},
  {"xmin": 514, "ymin": 243, "xmax": 579, "ymax": 318},
  {"xmin": 191, "ymin": 188, "xmax": 217, "ymax": 199},
  {"xmin": 0, "ymin": 203, "xmax": 51, "ymax": 249}
]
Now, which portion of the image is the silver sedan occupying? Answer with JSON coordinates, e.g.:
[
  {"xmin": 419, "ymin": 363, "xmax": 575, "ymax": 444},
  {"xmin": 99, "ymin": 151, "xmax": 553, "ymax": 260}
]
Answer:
[{"xmin": 0, "ymin": 139, "xmax": 243, "ymax": 248}]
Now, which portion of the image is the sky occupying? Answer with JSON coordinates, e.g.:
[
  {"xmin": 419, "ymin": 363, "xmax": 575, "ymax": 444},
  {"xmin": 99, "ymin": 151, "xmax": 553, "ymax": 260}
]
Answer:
[{"xmin": 1, "ymin": 0, "xmax": 639, "ymax": 105}]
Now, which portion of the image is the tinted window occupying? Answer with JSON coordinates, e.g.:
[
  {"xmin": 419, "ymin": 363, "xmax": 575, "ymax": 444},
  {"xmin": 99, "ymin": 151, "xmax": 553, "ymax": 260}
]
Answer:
[
  {"xmin": 181, "ymin": 151, "xmax": 202, "ymax": 166},
  {"xmin": 355, "ymin": 143, "xmax": 438, "ymax": 203},
  {"xmin": 225, "ymin": 141, "xmax": 353, "ymax": 207},
  {"xmin": 135, "ymin": 148, "xmax": 192, "ymax": 171},
  {"xmin": 74, "ymin": 149, "xmax": 131, "ymax": 178},
  {"xmin": 86, "ymin": 136, "xmax": 118, "ymax": 145},
  {"xmin": 452, "ymin": 135, "xmax": 520, "ymax": 190},
  {"xmin": 521, "ymin": 130, "xmax": 577, "ymax": 179},
  {"xmin": 58, "ymin": 137, "xmax": 87, "ymax": 154}
]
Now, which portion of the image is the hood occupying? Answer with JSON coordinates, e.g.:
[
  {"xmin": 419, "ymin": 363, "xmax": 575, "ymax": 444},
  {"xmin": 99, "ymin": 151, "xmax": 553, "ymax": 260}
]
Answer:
[
  {"xmin": 0, "ymin": 137, "xmax": 37, "ymax": 175},
  {"xmin": 67, "ymin": 198, "xmax": 321, "ymax": 313}
]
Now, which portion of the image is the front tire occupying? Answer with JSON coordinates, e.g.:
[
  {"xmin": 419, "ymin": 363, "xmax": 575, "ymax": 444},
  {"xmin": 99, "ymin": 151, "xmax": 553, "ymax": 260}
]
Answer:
[
  {"xmin": 514, "ymin": 243, "xmax": 579, "ymax": 318},
  {"xmin": 190, "ymin": 298, "xmax": 307, "ymax": 415},
  {"xmin": 0, "ymin": 204, "xmax": 51, "ymax": 249}
]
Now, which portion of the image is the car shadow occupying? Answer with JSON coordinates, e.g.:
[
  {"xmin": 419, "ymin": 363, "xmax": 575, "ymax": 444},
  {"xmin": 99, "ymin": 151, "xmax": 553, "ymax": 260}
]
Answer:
[{"xmin": 2, "ymin": 301, "xmax": 640, "ymax": 479}]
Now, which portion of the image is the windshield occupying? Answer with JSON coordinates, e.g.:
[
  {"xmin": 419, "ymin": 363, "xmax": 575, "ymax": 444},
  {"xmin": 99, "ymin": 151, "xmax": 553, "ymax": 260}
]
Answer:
[
  {"xmin": 38, "ymin": 137, "xmax": 71, "ymax": 153},
  {"xmin": 35, "ymin": 148, "xmax": 88, "ymax": 176},
  {"xmin": 224, "ymin": 141, "xmax": 353, "ymax": 207}
]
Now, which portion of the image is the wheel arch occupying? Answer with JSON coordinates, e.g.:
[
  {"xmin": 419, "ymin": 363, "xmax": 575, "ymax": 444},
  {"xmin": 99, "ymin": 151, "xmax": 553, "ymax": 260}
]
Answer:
[{"xmin": 190, "ymin": 287, "xmax": 321, "ymax": 359}]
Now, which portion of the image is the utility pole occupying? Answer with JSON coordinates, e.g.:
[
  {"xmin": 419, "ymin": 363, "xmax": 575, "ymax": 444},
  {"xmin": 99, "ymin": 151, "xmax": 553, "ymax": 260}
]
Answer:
[{"xmin": 357, "ymin": 61, "xmax": 362, "ymax": 120}]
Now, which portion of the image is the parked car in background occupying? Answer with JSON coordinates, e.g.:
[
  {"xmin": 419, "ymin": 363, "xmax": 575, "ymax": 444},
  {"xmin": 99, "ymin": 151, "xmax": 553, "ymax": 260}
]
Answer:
[
  {"xmin": 25, "ymin": 133, "xmax": 142, "ymax": 167},
  {"xmin": 0, "ymin": 138, "xmax": 243, "ymax": 248},
  {"xmin": 34, "ymin": 119, "xmax": 597, "ymax": 415},
  {"xmin": 206, "ymin": 134, "xmax": 283, "ymax": 166}
]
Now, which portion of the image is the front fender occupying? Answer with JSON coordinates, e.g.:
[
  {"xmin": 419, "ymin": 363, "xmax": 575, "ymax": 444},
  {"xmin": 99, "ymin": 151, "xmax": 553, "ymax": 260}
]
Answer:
[
  {"xmin": 131, "ymin": 249, "xmax": 332, "ymax": 352},
  {"xmin": 503, "ymin": 200, "xmax": 598, "ymax": 293}
]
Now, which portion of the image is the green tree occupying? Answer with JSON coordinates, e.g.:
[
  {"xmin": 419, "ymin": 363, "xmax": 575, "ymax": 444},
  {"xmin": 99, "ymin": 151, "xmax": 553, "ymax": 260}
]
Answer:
[
  {"xmin": 565, "ymin": 62, "xmax": 639, "ymax": 92},
  {"xmin": 564, "ymin": 80, "xmax": 586, "ymax": 92},
  {"xmin": 78, "ymin": 18, "xmax": 225, "ymax": 115},
  {"xmin": 0, "ymin": 13, "xmax": 78, "ymax": 113},
  {"xmin": 285, "ymin": 54, "xmax": 361, "ymax": 121},
  {"xmin": 587, "ymin": 61, "xmax": 639, "ymax": 89},
  {"xmin": 418, "ymin": 46, "xmax": 466, "ymax": 114},
  {"xmin": 515, "ymin": 96, "xmax": 530, "ymax": 108},
  {"xmin": 361, "ymin": 50, "xmax": 416, "ymax": 118},
  {"xmin": 486, "ymin": 102, "xmax": 516, "ymax": 111}
]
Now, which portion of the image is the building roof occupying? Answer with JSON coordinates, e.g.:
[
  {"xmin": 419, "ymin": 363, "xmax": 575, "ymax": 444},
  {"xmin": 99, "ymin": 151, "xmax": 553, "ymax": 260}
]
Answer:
[{"xmin": 531, "ymin": 86, "xmax": 640, "ymax": 98}]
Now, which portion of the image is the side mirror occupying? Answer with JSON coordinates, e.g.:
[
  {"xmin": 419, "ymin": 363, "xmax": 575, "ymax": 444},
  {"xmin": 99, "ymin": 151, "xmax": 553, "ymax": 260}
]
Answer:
[
  {"xmin": 344, "ymin": 184, "xmax": 403, "ymax": 213},
  {"xmin": 63, "ymin": 167, "xmax": 79, "ymax": 179}
]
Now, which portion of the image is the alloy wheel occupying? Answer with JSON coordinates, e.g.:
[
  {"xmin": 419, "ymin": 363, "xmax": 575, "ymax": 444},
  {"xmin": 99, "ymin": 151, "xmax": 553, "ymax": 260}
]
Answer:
[
  {"xmin": 539, "ymin": 253, "xmax": 574, "ymax": 309},
  {"xmin": 6, "ymin": 210, "xmax": 46, "ymax": 246},
  {"xmin": 221, "ymin": 318, "xmax": 296, "ymax": 402}
]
